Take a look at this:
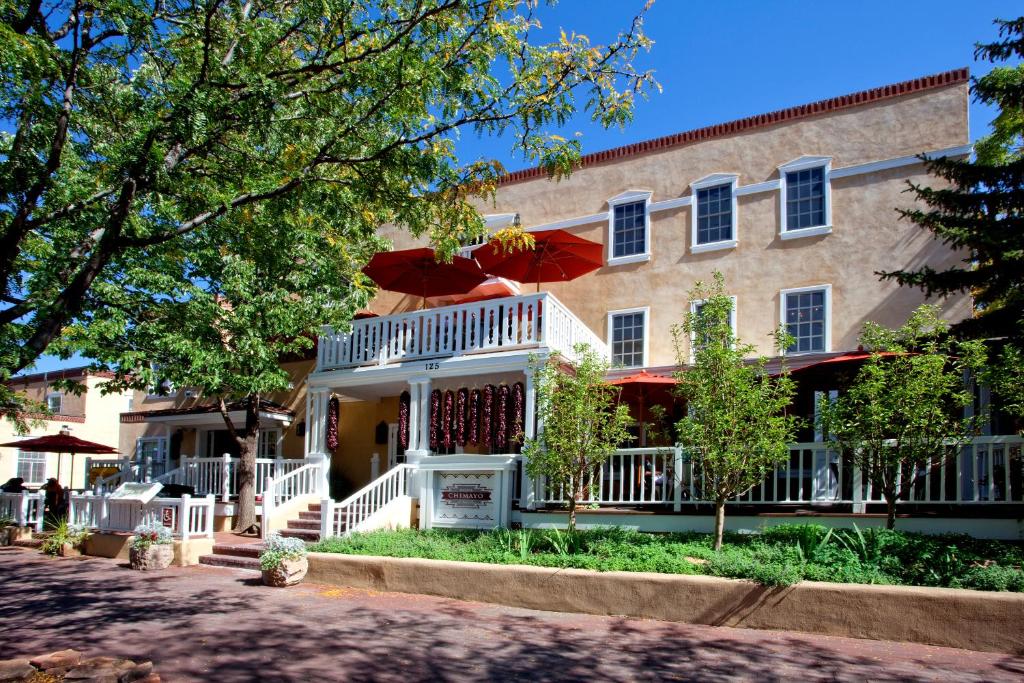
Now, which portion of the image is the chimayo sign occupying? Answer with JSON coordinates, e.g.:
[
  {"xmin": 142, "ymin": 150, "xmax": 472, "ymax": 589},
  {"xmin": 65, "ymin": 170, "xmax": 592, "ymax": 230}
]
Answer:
[{"xmin": 416, "ymin": 454, "xmax": 516, "ymax": 530}]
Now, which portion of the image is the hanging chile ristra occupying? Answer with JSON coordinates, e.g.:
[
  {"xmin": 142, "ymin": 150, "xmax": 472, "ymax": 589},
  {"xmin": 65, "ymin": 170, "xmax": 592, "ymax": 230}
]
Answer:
[
  {"xmin": 495, "ymin": 384, "xmax": 510, "ymax": 450},
  {"xmin": 429, "ymin": 390, "xmax": 441, "ymax": 451},
  {"xmin": 481, "ymin": 385, "xmax": 496, "ymax": 448},
  {"xmin": 442, "ymin": 390, "xmax": 455, "ymax": 450},
  {"xmin": 468, "ymin": 389, "xmax": 481, "ymax": 445},
  {"xmin": 398, "ymin": 391, "xmax": 411, "ymax": 450},
  {"xmin": 326, "ymin": 396, "xmax": 340, "ymax": 451},
  {"xmin": 456, "ymin": 388, "xmax": 469, "ymax": 446},
  {"xmin": 511, "ymin": 382, "xmax": 526, "ymax": 447}
]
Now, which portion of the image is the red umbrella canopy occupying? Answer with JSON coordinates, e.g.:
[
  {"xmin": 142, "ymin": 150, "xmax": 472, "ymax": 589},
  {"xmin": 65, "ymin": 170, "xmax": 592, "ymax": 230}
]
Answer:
[
  {"xmin": 607, "ymin": 370, "xmax": 677, "ymax": 424},
  {"xmin": 473, "ymin": 229, "xmax": 603, "ymax": 290},
  {"xmin": 362, "ymin": 248, "xmax": 489, "ymax": 301},
  {"xmin": 0, "ymin": 433, "xmax": 118, "ymax": 454}
]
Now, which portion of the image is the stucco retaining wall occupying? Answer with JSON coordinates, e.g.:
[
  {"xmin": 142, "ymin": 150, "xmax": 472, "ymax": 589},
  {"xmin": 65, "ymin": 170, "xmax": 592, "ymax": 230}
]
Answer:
[{"xmin": 306, "ymin": 553, "xmax": 1024, "ymax": 654}]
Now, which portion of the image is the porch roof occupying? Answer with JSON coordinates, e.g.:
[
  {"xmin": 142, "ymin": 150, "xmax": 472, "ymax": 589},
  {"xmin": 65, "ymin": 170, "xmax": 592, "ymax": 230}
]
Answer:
[{"xmin": 120, "ymin": 398, "xmax": 295, "ymax": 425}]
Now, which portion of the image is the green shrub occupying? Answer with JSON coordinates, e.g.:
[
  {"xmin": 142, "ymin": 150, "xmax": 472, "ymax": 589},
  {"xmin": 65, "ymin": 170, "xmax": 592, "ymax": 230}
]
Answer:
[
  {"xmin": 41, "ymin": 520, "xmax": 90, "ymax": 556},
  {"xmin": 131, "ymin": 522, "xmax": 172, "ymax": 551},
  {"xmin": 260, "ymin": 533, "xmax": 308, "ymax": 570},
  {"xmin": 959, "ymin": 564, "xmax": 1024, "ymax": 592}
]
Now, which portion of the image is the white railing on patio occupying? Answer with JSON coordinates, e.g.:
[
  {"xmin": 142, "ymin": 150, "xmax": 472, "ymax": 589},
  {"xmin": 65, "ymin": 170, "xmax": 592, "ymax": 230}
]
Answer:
[
  {"xmin": 68, "ymin": 492, "xmax": 215, "ymax": 539},
  {"xmin": 534, "ymin": 436, "xmax": 1024, "ymax": 509},
  {"xmin": 260, "ymin": 460, "xmax": 325, "ymax": 535},
  {"xmin": 317, "ymin": 292, "xmax": 607, "ymax": 371},
  {"xmin": 0, "ymin": 492, "xmax": 45, "ymax": 531},
  {"xmin": 151, "ymin": 454, "xmax": 312, "ymax": 500},
  {"xmin": 321, "ymin": 464, "xmax": 412, "ymax": 538}
]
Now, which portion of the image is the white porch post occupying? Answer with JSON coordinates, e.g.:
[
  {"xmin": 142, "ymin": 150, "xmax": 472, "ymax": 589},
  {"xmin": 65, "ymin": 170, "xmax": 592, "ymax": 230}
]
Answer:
[
  {"xmin": 521, "ymin": 370, "xmax": 537, "ymax": 510},
  {"xmin": 852, "ymin": 449, "xmax": 865, "ymax": 514},
  {"xmin": 306, "ymin": 387, "xmax": 331, "ymax": 495},
  {"xmin": 220, "ymin": 452, "xmax": 231, "ymax": 503},
  {"xmin": 405, "ymin": 376, "xmax": 431, "ymax": 464},
  {"xmin": 407, "ymin": 381, "xmax": 421, "ymax": 453}
]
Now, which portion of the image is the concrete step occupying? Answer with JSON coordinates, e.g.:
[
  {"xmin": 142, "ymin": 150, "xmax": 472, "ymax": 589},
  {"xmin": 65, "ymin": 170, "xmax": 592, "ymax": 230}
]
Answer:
[
  {"xmin": 287, "ymin": 519, "xmax": 320, "ymax": 531},
  {"xmin": 297, "ymin": 511, "xmax": 321, "ymax": 521},
  {"xmin": 12, "ymin": 538, "xmax": 44, "ymax": 549},
  {"xmin": 210, "ymin": 543, "xmax": 264, "ymax": 558},
  {"xmin": 307, "ymin": 503, "xmax": 320, "ymax": 512},
  {"xmin": 199, "ymin": 553, "xmax": 261, "ymax": 571},
  {"xmin": 279, "ymin": 528, "xmax": 320, "ymax": 542}
]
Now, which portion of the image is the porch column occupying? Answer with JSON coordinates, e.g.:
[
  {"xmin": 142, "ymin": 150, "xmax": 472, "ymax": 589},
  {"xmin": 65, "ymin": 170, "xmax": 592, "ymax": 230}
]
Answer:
[
  {"xmin": 521, "ymin": 370, "xmax": 537, "ymax": 510},
  {"xmin": 306, "ymin": 387, "xmax": 331, "ymax": 495},
  {"xmin": 405, "ymin": 375, "xmax": 431, "ymax": 464},
  {"xmin": 407, "ymin": 381, "xmax": 421, "ymax": 453}
]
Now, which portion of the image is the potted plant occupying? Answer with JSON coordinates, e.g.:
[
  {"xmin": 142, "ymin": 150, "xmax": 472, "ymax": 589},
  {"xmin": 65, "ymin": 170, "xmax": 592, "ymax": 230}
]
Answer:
[
  {"xmin": 0, "ymin": 513, "xmax": 14, "ymax": 546},
  {"xmin": 129, "ymin": 522, "xmax": 174, "ymax": 570},
  {"xmin": 40, "ymin": 520, "xmax": 90, "ymax": 557},
  {"xmin": 259, "ymin": 533, "xmax": 308, "ymax": 587}
]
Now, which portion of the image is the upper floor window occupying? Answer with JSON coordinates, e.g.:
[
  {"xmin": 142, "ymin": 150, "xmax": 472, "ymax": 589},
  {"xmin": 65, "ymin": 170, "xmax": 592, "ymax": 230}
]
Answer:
[
  {"xmin": 608, "ymin": 308, "xmax": 648, "ymax": 368},
  {"xmin": 607, "ymin": 191, "xmax": 652, "ymax": 265},
  {"xmin": 46, "ymin": 392, "xmax": 62, "ymax": 414},
  {"xmin": 779, "ymin": 157, "xmax": 832, "ymax": 238},
  {"xmin": 689, "ymin": 297, "xmax": 737, "ymax": 363},
  {"xmin": 690, "ymin": 174, "xmax": 738, "ymax": 253},
  {"xmin": 781, "ymin": 285, "xmax": 831, "ymax": 354}
]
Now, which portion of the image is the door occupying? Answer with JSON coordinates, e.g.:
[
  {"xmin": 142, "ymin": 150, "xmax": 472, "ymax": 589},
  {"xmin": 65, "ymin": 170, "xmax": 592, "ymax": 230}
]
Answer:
[{"xmin": 387, "ymin": 423, "xmax": 406, "ymax": 469}]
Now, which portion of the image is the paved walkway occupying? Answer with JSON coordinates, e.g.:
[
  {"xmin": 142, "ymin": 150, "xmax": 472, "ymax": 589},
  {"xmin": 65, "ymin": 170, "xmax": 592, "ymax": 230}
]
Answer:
[{"xmin": 1, "ymin": 547, "xmax": 1022, "ymax": 682}]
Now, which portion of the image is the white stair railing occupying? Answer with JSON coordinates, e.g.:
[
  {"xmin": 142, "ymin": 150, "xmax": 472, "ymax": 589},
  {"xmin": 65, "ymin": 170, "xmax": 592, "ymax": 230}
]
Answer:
[
  {"xmin": 321, "ymin": 464, "xmax": 412, "ymax": 539},
  {"xmin": 0, "ymin": 492, "xmax": 45, "ymax": 531},
  {"xmin": 261, "ymin": 461, "xmax": 323, "ymax": 536}
]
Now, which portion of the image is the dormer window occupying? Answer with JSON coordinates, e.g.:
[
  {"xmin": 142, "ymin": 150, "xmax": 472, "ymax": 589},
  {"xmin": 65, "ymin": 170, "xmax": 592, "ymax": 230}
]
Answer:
[
  {"xmin": 778, "ymin": 156, "xmax": 832, "ymax": 238},
  {"xmin": 607, "ymin": 191, "xmax": 652, "ymax": 265},
  {"xmin": 46, "ymin": 392, "xmax": 62, "ymax": 414}
]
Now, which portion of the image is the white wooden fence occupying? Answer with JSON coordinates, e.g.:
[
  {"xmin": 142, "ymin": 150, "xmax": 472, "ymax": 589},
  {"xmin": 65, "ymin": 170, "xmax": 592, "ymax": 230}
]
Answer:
[
  {"xmin": 68, "ymin": 492, "xmax": 215, "ymax": 539},
  {"xmin": 0, "ymin": 492, "xmax": 45, "ymax": 531},
  {"xmin": 261, "ymin": 461, "xmax": 324, "ymax": 534},
  {"xmin": 535, "ymin": 436, "xmax": 1024, "ymax": 509},
  {"xmin": 321, "ymin": 464, "xmax": 411, "ymax": 538}
]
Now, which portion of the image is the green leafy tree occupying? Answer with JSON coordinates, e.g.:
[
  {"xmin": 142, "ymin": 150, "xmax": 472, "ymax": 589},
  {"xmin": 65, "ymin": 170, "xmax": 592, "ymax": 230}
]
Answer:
[
  {"xmin": 671, "ymin": 273, "xmax": 798, "ymax": 551},
  {"xmin": 818, "ymin": 306, "xmax": 986, "ymax": 530},
  {"xmin": 524, "ymin": 343, "xmax": 632, "ymax": 531},
  {"xmin": 62, "ymin": 190, "xmax": 380, "ymax": 531},
  {"xmin": 1, "ymin": 0, "xmax": 656, "ymax": 419}
]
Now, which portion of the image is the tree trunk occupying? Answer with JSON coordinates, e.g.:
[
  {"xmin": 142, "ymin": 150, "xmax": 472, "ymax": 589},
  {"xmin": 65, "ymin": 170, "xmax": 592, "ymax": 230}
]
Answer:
[
  {"xmin": 220, "ymin": 395, "xmax": 260, "ymax": 533},
  {"xmin": 567, "ymin": 497, "xmax": 577, "ymax": 532},
  {"xmin": 884, "ymin": 492, "xmax": 897, "ymax": 530},
  {"xmin": 713, "ymin": 498, "xmax": 726, "ymax": 551}
]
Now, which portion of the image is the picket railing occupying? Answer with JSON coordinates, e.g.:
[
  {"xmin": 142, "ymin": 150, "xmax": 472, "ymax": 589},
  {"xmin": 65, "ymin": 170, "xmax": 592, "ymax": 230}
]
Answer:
[
  {"xmin": 535, "ymin": 437, "xmax": 1024, "ymax": 509},
  {"xmin": 261, "ymin": 461, "xmax": 324, "ymax": 535},
  {"xmin": 68, "ymin": 492, "xmax": 215, "ymax": 539},
  {"xmin": 0, "ymin": 492, "xmax": 45, "ymax": 531},
  {"xmin": 321, "ymin": 464, "xmax": 412, "ymax": 538},
  {"xmin": 317, "ymin": 292, "xmax": 607, "ymax": 370},
  {"xmin": 148, "ymin": 455, "xmax": 312, "ymax": 500}
]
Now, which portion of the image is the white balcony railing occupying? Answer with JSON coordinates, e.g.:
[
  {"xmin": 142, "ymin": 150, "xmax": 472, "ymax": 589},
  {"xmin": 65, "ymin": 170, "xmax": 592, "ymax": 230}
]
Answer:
[{"xmin": 317, "ymin": 292, "xmax": 607, "ymax": 371}]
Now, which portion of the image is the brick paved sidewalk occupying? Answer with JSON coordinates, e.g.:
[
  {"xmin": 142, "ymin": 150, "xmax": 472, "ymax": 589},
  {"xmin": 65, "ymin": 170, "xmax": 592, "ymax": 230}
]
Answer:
[{"xmin": 1, "ymin": 547, "xmax": 1022, "ymax": 682}]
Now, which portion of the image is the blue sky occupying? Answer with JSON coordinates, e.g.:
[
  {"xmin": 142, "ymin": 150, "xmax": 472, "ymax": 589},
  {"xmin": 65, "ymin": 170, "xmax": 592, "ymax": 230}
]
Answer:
[{"xmin": 25, "ymin": 0, "xmax": 1022, "ymax": 375}]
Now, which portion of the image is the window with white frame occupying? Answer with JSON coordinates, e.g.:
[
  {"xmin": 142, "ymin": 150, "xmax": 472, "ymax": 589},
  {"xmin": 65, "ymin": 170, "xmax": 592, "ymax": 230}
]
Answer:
[
  {"xmin": 691, "ymin": 174, "xmax": 738, "ymax": 252},
  {"xmin": 258, "ymin": 428, "xmax": 282, "ymax": 458},
  {"xmin": 46, "ymin": 392, "xmax": 62, "ymax": 414},
  {"xmin": 689, "ymin": 296, "xmax": 737, "ymax": 363},
  {"xmin": 608, "ymin": 309, "xmax": 647, "ymax": 368},
  {"xmin": 607, "ymin": 191, "xmax": 652, "ymax": 264},
  {"xmin": 17, "ymin": 451, "xmax": 46, "ymax": 483},
  {"xmin": 779, "ymin": 157, "xmax": 832, "ymax": 237},
  {"xmin": 781, "ymin": 286, "xmax": 831, "ymax": 354}
]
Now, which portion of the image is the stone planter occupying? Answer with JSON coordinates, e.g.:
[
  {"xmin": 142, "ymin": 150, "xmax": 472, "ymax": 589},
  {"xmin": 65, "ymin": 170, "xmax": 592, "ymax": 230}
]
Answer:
[
  {"xmin": 262, "ymin": 557, "xmax": 308, "ymax": 587},
  {"xmin": 58, "ymin": 542, "xmax": 81, "ymax": 558},
  {"xmin": 129, "ymin": 543, "xmax": 174, "ymax": 571}
]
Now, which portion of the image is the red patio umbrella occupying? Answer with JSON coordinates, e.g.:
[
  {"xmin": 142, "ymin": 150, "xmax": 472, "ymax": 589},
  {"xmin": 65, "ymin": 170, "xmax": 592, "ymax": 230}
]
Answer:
[
  {"xmin": 0, "ymin": 431, "xmax": 118, "ymax": 488},
  {"xmin": 427, "ymin": 277, "xmax": 521, "ymax": 307},
  {"xmin": 473, "ymin": 229, "xmax": 603, "ymax": 292},
  {"xmin": 362, "ymin": 248, "xmax": 489, "ymax": 308},
  {"xmin": 608, "ymin": 370, "xmax": 677, "ymax": 445}
]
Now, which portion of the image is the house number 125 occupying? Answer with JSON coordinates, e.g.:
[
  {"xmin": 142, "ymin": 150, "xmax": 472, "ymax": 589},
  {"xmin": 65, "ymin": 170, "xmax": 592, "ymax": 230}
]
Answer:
[{"xmin": 424, "ymin": 362, "xmax": 439, "ymax": 371}]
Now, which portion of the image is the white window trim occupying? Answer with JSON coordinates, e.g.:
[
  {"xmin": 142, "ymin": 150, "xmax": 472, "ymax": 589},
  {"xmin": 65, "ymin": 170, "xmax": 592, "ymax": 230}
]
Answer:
[
  {"xmin": 688, "ymin": 296, "xmax": 738, "ymax": 364},
  {"xmin": 17, "ymin": 450, "xmax": 48, "ymax": 484},
  {"xmin": 46, "ymin": 392, "xmax": 62, "ymax": 414},
  {"xmin": 778, "ymin": 156, "xmax": 833, "ymax": 239},
  {"xmin": 690, "ymin": 173, "xmax": 739, "ymax": 253},
  {"xmin": 607, "ymin": 306, "xmax": 650, "ymax": 369},
  {"xmin": 779, "ymin": 284, "xmax": 833, "ymax": 355},
  {"xmin": 607, "ymin": 190, "xmax": 652, "ymax": 266}
]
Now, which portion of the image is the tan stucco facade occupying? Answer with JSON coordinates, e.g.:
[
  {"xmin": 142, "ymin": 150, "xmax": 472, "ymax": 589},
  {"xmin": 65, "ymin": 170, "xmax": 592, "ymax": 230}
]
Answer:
[
  {"xmin": 1, "ymin": 371, "xmax": 130, "ymax": 489},
  {"xmin": 378, "ymin": 80, "xmax": 972, "ymax": 365}
]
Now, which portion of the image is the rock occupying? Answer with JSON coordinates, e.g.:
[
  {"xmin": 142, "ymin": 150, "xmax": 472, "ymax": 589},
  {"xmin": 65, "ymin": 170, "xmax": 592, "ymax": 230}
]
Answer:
[
  {"xmin": 65, "ymin": 657, "xmax": 137, "ymax": 681},
  {"xmin": 261, "ymin": 556, "xmax": 308, "ymax": 587},
  {"xmin": 118, "ymin": 661, "xmax": 154, "ymax": 682},
  {"xmin": 128, "ymin": 544, "xmax": 173, "ymax": 571},
  {"xmin": 30, "ymin": 649, "xmax": 83, "ymax": 670},
  {"xmin": 0, "ymin": 658, "xmax": 34, "ymax": 682}
]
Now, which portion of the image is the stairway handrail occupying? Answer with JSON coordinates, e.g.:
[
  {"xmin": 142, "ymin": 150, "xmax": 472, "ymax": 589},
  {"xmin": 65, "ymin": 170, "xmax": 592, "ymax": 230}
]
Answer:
[{"xmin": 321, "ymin": 464, "xmax": 413, "ymax": 538}]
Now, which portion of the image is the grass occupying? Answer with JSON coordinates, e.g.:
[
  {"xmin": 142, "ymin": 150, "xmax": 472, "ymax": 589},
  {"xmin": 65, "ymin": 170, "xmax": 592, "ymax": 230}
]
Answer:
[{"xmin": 310, "ymin": 524, "xmax": 1024, "ymax": 591}]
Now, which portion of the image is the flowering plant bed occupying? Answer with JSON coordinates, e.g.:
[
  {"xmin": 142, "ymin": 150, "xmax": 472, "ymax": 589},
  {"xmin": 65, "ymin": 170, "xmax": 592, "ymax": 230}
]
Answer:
[
  {"xmin": 129, "ymin": 523, "xmax": 174, "ymax": 570},
  {"xmin": 260, "ymin": 533, "xmax": 308, "ymax": 586},
  {"xmin": 311, "ymin": 524, "xmax": 1024, "ymax": 591}
]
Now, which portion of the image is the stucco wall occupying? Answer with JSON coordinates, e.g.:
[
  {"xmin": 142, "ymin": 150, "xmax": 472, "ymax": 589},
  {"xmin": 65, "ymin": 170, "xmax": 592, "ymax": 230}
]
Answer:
[{"xmin": 376, "ymin": 82, "xmax": 971, "ymax": 365}]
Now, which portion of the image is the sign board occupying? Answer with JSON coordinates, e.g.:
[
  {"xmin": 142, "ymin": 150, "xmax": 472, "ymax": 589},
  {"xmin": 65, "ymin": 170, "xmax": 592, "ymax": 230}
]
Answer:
[
  {"xmin": 432, "ymin": 471, "xmax": 499, "ymax": 529},
  {"xmin": 161, "ymin": 507, "xmax": 175, "ymax": 528},
  {"xmin": 108, "ymin": 482, "xmax": 163, "ymax": 504}
]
